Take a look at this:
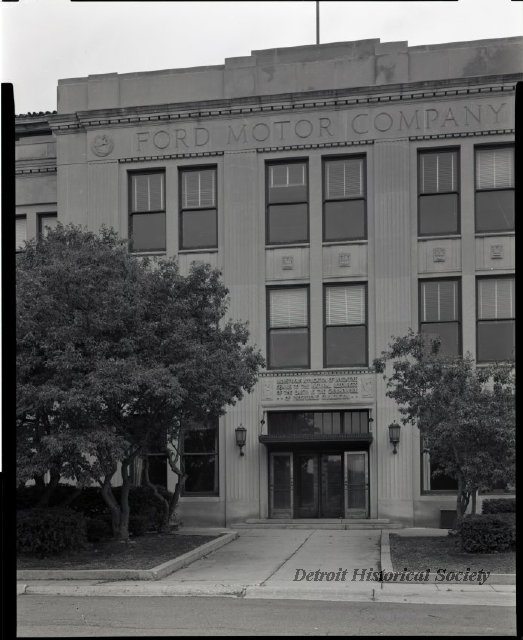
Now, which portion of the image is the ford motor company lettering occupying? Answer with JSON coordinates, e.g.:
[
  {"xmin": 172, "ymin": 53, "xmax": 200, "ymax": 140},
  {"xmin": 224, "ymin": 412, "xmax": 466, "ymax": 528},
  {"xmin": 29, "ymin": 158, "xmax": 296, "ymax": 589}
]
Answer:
[{"xmin": 131, "ymin": 98, "xmax": 511, "ymax": 156}]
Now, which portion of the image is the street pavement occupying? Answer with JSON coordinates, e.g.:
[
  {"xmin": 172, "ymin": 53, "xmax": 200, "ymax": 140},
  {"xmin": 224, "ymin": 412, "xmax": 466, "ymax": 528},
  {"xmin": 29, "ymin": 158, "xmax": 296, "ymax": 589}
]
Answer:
[
  {"xmin": 16, "ymin": 596, "xmax": 518, "ymax": 636},
  {"xmin": 17, "ymin": 528, "xmax": 516, "ymax": 607}
]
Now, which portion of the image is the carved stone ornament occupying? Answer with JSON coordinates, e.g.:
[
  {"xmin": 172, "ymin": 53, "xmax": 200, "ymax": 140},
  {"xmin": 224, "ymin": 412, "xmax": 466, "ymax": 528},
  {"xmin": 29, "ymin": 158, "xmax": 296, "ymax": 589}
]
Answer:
[
  {"xmin": 91, "ymin": 134, "xmax": 114, "ymax": 157},
  {"xmin": 490, "ymin": 244, "xmax": 504, "ymax": 260},
  {"xmin": 338, "ymin": 253, "xmax": 351, "ymax": 267},
  {"xmin": 433, "ymin": 247, "xmax": 446, "ymax": 263},
  {"xmin": 281, "ymin": 255, "xmax": 294, "ymax": 270}
]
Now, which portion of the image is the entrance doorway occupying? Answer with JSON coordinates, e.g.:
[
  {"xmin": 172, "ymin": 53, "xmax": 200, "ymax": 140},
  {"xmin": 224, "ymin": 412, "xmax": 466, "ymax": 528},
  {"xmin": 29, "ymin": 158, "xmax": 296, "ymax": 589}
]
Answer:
[{"xmin": 269, "ymin": 450, "xmax": 369, "ymax": 518}]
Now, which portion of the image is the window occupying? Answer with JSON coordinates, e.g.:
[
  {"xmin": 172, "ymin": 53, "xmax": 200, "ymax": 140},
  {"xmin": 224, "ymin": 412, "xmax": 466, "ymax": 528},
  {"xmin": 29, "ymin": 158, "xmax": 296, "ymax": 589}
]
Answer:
[
  {"xmin": 268, "ymin": 287, "xmax": 309, "ymax": 369},
  {"xmin": 129, "ymin": 171, "xmax": 166, "ymax": 252},
  {"xmin": 268, "ymin": 411, "xmax": 369, "ymax": 436},
  {"xmin": 418, "ymin": 149, "xmax": 459, "ymax": 236},
  {"xmin": 16, "ymin": 215, "xmax": 27, "ymax": 252},
  {"xmin": 324, "ymin": 284, "xmax": 367, "ymax": 367},
  {"xmin": 323, "ymin": 156, "xmax": 366, "ymax": 241},
  {"xmin": 180, "ymin": 167, "xmax": 217, "ymax": 249},
  {"xmin": 477, "ymin": 277, "xmax": 515, "ymax": 362},
  {"xmin": 38, "ymin": 213, "xmax": 58, "ymax": 238},
  {"xmin": 182, "ymin": 421, "xmax": 219, "ymax": 495},
  {"xmin": 421, "ymin": 439, "xmax": 458, "ymax": 492},
  {"xmin": 419, "ymin": 279, "xmax": 461, "ymax": 356},
  {"xmin": 266, "ymin": 161, "xmax": 308, "ymax": 244},
  {"xmin": 475, "ymin": 146, "xmax": 514, "ymax": 232}
]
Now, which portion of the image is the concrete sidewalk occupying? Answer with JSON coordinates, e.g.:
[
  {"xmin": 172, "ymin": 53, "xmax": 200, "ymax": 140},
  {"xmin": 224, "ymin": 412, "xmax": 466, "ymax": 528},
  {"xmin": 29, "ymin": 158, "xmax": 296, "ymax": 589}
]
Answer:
[{"xmin": 16, "ymin": 528, "xmax": 516, "ymax": 607}]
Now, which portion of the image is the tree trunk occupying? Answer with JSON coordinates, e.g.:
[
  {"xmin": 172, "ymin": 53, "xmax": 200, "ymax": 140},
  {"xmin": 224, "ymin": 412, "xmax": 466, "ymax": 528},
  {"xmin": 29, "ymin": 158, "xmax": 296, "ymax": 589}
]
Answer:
[
  {"xmin": 100, "ymin": 478, "xmax": 122, "ymax": 539},
  {"xmin": 471, "ymin": 489, "xmax": 477, "ymax": 515},
  {"xmin": 119, "ymin": 460, "xmax": 132, "ymax": 542},
  {"xmin": 166, "ymin": 449, "xmax": 186, "ymax": 524},
  {"xmin": 37, "ymin": 467, "xmax": 61, "ymax": 507},
  {"xmin": 455, "ymin": 474, "xmax": 470, "ymax": 526},
  {"xmin": 143, "ymin": 456, "xmax": 170, "ymax": 532}
]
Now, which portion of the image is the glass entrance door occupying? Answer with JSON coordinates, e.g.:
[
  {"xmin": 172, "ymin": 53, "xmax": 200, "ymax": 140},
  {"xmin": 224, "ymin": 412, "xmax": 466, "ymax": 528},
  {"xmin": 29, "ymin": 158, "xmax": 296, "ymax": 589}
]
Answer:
[
  {"xmin": 344, "ymin": 451, "xmax": 369, "ymax": 518},
  {"xmin": 320, "ymin": 454, "xmax": 343, "ymax": 517},
  {"xmin": 269, "ymin": 452, "xmax": 293, "ymax": 518},
  {"xmin": 294, "ymin": 453, "xmax": 319, "ymax": 518}
]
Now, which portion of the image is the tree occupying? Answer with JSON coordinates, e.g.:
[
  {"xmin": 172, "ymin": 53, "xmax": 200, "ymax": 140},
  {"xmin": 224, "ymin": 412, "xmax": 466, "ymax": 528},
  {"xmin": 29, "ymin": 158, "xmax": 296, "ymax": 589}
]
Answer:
[
  {"xmin": 373, "ymin": 330, "xmax": 515, "ymax": 523},
  {"xmin": 16, "ymin": 224, "xmax": 264, "ymax": 539}
]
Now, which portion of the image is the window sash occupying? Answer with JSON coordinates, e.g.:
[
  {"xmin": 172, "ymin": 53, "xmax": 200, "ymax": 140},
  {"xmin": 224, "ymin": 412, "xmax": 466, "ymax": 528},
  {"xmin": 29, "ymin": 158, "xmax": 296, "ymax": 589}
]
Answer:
[
  {"xmin": 476, "ymin": 147, "xmax": 514, "ymax": 190},
  {"xmin": 420, "ymin": 280, "xmax": 458, "ymax": 322},
  {"xmin": 39, "ymin": 214, "xmax": 58, "ymax": 237},
  {"xmin": 325, "ymin": 158, "xmax": 364, "ymax": 199},
  {"xmin": 478, "ymin": 278, "xmax": 515, "ymax": 320},
  {"xmin": 132, "ymin": 173, "xmax": 165, "ymax": 212},
  {"xmin": 16, "ymin": 216, "xmax": 27, "ymax": 250},
  {"xmin": 419, "ymin": 151, "xmax": 458, "ymax": 194},
  {"xmin": 270, "ymin": 163, "xmax": 306, "ymax": 189},
  {"xmin": 269, "ymin": 288, "xmax": 308, "ymax": 328},
  {"xmin": 325, "ymin": 285, "xmax": 365, "ymax": 326},
  {"xmin": 183, "ymin": 169, "xmax": 216, "ymax": 209}
]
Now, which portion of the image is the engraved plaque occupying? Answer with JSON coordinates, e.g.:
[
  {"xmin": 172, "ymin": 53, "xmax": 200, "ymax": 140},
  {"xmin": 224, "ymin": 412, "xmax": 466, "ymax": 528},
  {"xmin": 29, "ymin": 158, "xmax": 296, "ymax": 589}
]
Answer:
[
  {"xmin": 261, "ymin": 372, "xmax": 375, "ymax": 404},
  {"xmin": 281, "ymin": 255, "xmax": 294, "ymax": 270},
  {"xmin": 490, "ymin": 244, "xmax": 504, "ymax": 260},
  {"xmin": 433, "ymin": 247, "xmax": 446, "ymax": 263},
  {"xmin": 338, "ymin": 253, "xmax": 351, "ymax": 267}
]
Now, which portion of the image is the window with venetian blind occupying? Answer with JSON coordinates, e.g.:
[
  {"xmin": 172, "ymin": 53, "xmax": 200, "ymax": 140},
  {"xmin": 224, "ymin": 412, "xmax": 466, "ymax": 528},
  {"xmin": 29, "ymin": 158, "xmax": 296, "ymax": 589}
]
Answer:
[
  {"xmin": 266, "ymin": 161, "xmax": 308, "ymax": 244},
  {"xmin": 419, "ymin": 279, "xmax": 461, "ymax": 356},
  {"xmin": 477, "ymin": 277, "xmax": 515, "ymax": 362},
  {"xmin": 323, "ymin": 156, "xmax": 366, "ymax": 241},
  {"xmin": 38, "ymin": 213, "xmax": 58, "ymax": 238},
  {"xmin": 180, "ymin": 167, "xmax": 217, "ymax": 249},
  {"xmin": 16, "ymin": 215, "xmax": 27, "ymax": 252},
  {"xmin": 182, "ymin": 419, "xmax": 219, "ymax": 495},
  {"xmin": 475, "ymin": 146, "xmax": 514, "ymax": 232},
  {"xmin": 268, "ymin": 287, "xmax": 309, "ymax": 369},
  {"xmin": 129, "ymin": 171, "xmax": 166, "ymax": 252},
  {"xmin": 418, "ymin": 149, "xmax": 459, "ymax": 236},
  {"xmin": 324, "ymin": 284, "xmax": 367, "ymax": 367}
]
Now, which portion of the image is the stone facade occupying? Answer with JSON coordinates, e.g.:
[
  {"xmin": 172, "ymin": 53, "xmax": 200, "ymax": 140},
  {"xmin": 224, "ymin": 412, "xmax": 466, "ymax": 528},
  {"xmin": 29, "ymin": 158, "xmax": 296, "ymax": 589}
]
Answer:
[{"xmin": 16, "ymin": 36, "xmax": 519, "ymax": 526}]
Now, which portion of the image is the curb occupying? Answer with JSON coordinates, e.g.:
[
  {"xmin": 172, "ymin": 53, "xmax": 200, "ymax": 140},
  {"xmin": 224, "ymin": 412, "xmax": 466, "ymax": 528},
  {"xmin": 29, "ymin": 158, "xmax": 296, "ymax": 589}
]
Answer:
[
  {"xmin": 381, "ymin": 530, "xmax": 515, "ymax": 585},
  {"xmin": 17, "ymin": 531, "xmax": 238, "ymax": 582}
]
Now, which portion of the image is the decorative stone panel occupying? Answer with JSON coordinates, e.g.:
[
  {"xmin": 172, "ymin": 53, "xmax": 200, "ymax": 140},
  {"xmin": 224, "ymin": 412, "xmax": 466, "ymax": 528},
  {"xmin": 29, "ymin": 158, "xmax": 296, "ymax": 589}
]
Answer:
[
  {"xmin": 323, "ymin": 243, "xmax": 368, "ymax": 278},
  {"xmin": 418, "ymin": 238, "xmax": 461, "ymax": 273},
  {"xmin": 476, "ymin": 236, "xmax": 514, "ymax": 271},
  {"xmin": 266, "ymin": 247, "xmax": 309, "ymax": 280}
]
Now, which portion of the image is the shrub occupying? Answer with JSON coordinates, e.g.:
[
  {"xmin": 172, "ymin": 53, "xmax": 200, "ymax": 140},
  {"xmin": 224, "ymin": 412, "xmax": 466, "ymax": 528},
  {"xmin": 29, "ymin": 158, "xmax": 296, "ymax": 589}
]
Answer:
[
  {"xmin": 460, "ymin": 514, "xmax": 513, "ymax": 553},
  {"xmin": 86, "ymin": 517, "xmax": 113, "ymax": 542},
  {"xmin": 482, "ymin": 498, "xmax": 516, "ymax": 514},
  {"xmin": 17, "ymin": 484, "xmax": 175, "ymax": 538},
  {"xmin": 17, "ymin": 508, "xmax": 88, "ymax": 557}
]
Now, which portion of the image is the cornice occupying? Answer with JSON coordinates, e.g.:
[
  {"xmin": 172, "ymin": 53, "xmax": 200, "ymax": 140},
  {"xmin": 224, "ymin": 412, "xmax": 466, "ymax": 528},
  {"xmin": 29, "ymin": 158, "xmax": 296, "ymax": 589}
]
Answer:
[
  {"xmin": 16, "ymin": 166, "xmax": 57, "ymax": 176},
  {"xmin": 48, "ymin": 75, "xmax": 520, "ymax": 133},
  {"xmin": 119, "ymin": 150, "xmax": 224, "ymax": 164},
  {"xmin": 260, "ymin": 369, "xmax": 373, "ymax": 377}
]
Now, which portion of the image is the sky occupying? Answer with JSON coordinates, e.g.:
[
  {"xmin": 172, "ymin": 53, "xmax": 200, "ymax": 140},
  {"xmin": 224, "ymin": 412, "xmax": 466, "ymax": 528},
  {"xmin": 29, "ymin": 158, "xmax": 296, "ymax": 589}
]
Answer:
[{"xmin": 2, "ymin": 0, "xmax": 522, "ymax": 115}]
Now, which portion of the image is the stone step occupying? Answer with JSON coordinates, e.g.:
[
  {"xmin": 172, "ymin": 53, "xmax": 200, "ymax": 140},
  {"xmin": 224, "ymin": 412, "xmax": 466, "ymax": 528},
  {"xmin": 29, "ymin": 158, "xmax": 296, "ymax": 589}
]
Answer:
[{"xmin": 231, "ymin": 519, "xmax": 403, "ymax": 530}]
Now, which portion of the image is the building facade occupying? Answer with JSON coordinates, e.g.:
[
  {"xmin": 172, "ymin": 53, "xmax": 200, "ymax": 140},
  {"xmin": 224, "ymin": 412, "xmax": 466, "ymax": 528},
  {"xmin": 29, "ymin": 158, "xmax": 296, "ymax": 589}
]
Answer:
[{"xmin": 15, "ymin": 37, "xmax": 519, "ymax": 527}]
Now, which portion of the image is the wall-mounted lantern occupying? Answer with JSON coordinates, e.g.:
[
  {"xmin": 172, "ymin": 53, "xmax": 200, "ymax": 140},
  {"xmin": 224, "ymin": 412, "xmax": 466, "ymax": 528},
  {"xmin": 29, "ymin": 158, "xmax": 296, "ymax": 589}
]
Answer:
[
  {"xmin": 235, "ymin": 424, "xmax": 247, "ymax": 456},
  {"xmin": 388, "ymin": 422, "xmax": 401, "ymax": 454}
]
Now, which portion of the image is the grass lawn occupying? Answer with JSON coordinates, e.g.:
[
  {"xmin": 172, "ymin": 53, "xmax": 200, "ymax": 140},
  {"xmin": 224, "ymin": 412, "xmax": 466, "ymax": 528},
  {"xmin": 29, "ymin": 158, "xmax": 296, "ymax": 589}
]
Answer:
[
  {"xmin": 389, "ymin": 535, "xmax": 515, "ymax": 574},
  {"xmin": 17, "ymin": 532, "xmax": 217, "ymax": 570}
]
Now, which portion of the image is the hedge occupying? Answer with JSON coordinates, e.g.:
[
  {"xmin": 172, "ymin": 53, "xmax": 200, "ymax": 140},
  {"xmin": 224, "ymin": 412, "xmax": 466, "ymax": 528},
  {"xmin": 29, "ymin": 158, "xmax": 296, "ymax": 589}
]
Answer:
[
  {"xmin": 482, "ymin": 498, "xmax": 516, "ymax": 514},
  {"xmin": 460, "ymin": 513, "xmax": 514, "ymax": 553},
  {"xmin": 17, "ymin": 484, "xmax": 174, "ymax": 539},
  {"xmin": 17, "ymin": 508, "xmax": 88, "ymax": 557}
]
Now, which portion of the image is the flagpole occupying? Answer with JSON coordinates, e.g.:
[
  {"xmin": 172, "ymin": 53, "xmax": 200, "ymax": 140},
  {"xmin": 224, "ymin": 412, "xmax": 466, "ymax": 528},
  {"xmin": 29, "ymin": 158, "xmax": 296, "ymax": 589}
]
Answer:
[{"xmin": 316, "ymin": 1, "xmax": 320, "ymax": 45}]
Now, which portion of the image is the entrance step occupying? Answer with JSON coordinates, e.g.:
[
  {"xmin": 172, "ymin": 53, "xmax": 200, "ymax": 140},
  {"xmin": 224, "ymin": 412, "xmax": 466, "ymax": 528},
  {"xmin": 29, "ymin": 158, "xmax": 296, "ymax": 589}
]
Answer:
[{"xmin": 231, "ymin": 518, "xmax": 403, "ymax": 530}]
